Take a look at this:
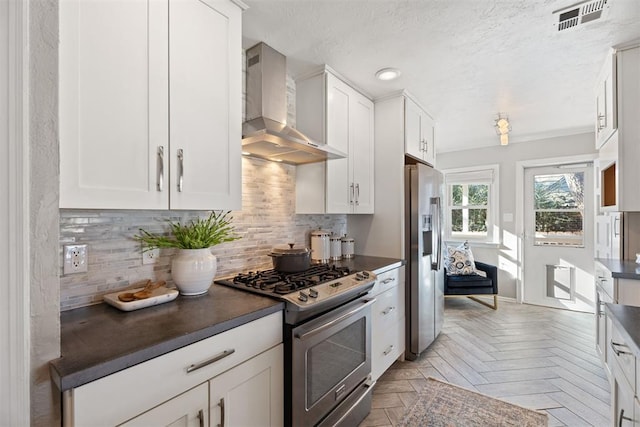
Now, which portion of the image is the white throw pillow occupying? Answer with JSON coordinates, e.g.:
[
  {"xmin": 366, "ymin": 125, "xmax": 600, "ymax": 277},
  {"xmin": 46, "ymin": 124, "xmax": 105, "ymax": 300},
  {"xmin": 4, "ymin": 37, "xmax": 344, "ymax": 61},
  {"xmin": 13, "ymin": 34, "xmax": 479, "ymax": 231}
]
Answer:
[{"xmin": 444, "ymin": 241, "xmax": 476, "ymax": 275}]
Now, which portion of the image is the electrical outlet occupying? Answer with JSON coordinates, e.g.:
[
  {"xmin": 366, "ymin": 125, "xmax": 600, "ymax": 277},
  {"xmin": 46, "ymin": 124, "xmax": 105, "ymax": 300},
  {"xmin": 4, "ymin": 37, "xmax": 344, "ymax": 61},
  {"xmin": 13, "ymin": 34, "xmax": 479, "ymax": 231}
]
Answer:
[
  {"xmin": 63, "ymin": 244, "xmax": 88, "ymax": 274},
  {"xmin": 142, "ymin": 248, "xmax": 160, "ymax": 265}
]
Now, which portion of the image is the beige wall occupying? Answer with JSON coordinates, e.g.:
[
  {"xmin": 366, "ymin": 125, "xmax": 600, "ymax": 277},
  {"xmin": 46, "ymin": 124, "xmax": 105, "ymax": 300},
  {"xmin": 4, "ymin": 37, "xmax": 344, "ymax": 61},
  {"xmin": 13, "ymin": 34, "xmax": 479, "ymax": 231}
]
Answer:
[{"xmin": 437, "ymin": 132, "xmax": 597, "ymax": 299}]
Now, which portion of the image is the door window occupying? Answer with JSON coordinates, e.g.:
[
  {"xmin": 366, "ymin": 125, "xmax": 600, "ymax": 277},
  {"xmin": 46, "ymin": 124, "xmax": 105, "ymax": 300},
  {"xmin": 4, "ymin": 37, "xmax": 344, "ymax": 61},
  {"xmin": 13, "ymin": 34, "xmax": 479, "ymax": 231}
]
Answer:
[{"xmin": 533, "ymin": 172, "xmax": 585, "ymax": 247}]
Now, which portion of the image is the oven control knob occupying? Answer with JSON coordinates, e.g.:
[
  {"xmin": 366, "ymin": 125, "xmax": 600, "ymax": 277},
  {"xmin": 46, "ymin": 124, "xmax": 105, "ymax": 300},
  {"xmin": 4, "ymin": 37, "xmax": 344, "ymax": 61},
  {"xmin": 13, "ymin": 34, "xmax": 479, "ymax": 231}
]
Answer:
[
  {"xmin": 298, "ymin": 291, "xmax": 309, "ymax": 302},
  {"xmin": 308, "ymin": 288, "xmax": 319, "ymax": 298}
]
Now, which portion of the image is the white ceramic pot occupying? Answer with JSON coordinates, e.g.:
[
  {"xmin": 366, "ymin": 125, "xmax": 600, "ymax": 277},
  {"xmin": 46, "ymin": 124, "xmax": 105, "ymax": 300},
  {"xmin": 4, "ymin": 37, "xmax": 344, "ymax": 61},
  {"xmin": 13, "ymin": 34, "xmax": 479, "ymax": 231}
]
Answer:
[{"xmin": 171, "ymin": 248, "xmax": 217, "ymax": 296}]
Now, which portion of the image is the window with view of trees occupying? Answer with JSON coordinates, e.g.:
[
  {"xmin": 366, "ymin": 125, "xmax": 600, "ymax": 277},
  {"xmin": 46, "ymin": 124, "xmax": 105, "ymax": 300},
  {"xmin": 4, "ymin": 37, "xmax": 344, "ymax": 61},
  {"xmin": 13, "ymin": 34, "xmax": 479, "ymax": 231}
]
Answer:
[
  {"xmin": 533, "ymin": 172, "xmax": 584, "ymax": 246},
  {"xmin": 444, "ymin": 166, "xmax": 498, "ymax": 243},
  {"xmin": 450, "ymin": 184, "xmax": 488, "ymax": 236}
]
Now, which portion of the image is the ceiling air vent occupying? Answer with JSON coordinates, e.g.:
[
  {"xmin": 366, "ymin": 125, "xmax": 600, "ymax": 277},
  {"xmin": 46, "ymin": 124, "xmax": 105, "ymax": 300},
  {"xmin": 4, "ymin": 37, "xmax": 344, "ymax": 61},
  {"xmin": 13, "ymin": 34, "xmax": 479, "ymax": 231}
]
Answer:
[{"xmin": 553, "ymin": 0, "xmax": 610, "ymax": 32}]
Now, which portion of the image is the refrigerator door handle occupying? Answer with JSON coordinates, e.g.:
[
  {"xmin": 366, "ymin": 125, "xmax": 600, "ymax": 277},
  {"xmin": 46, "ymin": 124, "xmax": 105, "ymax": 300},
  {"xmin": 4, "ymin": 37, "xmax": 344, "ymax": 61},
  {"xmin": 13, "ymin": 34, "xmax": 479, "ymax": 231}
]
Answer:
[{"xmin": 431, "ymin": 197, "xmax": 442, "ymax": 271}]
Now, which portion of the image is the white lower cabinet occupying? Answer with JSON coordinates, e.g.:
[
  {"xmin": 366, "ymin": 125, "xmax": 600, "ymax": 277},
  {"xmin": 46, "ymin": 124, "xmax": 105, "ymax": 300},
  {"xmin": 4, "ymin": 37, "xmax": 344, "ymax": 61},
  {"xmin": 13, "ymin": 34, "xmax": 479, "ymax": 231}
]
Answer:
[
  {"xmin": 609, "ymin": 317, "xmax": 640, "ymax": 426},
  {"xmin": 120, "ymin": 383, "xmax": 209, "ymax": 427},
  {"xmin": 64, "ymin": 312, "xmax": 283, "ymax": 427},
  {"xmin": 209, "ymin": 345, "xmax": 283, "ymax": 427},
  {"xmin": 370, "ymin": 266, "xmax": 405, "ymax": 382}
]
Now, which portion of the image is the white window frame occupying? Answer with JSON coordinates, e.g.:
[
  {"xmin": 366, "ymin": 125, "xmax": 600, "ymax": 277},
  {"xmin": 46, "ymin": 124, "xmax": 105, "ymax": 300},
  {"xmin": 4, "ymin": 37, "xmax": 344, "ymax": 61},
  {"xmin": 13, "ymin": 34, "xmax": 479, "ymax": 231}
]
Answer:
[{"xmin": 443, "ymin": 164, "xmax": 499, "ymax": 245}]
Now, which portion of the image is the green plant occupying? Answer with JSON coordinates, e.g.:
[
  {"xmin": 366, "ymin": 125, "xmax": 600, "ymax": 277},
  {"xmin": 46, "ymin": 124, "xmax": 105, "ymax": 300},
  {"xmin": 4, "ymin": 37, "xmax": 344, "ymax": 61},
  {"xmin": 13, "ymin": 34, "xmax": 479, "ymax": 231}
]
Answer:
[{"xmin": 134, "ymin": 211, "xmax": 240, "ymax": 250}]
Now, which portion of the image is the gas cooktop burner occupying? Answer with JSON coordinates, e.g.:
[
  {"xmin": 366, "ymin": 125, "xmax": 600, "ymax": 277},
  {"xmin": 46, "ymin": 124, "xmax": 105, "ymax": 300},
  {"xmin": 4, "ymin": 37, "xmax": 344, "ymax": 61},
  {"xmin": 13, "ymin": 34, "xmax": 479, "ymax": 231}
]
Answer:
[
  {"xmin": 215, "ymin": 263, "xmax": 377, "ymax": 324},
  {"xmin": 232, "ymin": 264, "xmax": 352, "ymax": 294}
]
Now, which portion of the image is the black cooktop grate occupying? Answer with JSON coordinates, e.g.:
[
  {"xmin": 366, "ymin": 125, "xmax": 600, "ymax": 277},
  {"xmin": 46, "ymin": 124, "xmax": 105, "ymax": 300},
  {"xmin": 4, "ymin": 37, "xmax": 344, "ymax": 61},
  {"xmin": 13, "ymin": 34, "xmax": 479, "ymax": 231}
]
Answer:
[{"xmin": 229, "ymin": 264, "xmax": 351, "ymax": 295}]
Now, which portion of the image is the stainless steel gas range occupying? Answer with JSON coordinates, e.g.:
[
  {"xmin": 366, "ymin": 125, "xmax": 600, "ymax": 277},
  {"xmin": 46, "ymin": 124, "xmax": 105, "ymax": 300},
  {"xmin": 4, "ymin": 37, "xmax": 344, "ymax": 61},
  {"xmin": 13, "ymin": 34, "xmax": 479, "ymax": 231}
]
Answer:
[{"xmin": 215, "ymin": 264, "xmax": 377, "ymax": 427}]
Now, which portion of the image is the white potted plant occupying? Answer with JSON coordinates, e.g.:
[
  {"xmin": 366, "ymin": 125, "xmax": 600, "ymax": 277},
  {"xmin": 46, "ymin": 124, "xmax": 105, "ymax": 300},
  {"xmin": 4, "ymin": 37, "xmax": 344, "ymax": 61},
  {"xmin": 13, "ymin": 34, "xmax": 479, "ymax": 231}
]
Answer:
[{"xmin": 134, "ymin": 211, "xmax": 240, "ymax": 296}]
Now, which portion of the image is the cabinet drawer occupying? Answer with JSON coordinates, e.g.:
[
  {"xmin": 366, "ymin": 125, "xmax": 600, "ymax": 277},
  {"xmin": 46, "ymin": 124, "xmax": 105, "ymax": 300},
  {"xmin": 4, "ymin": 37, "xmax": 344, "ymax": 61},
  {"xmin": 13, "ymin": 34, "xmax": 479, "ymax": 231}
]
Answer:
[
  {"xmin": 370, "ymin": 267, "xmax": 401, "ymax": 297},
  {"xmin": 69, "ymin": 312, "xmax": 282, "ymax": 426},
  {"xmin": 372, "ymin": 317, "xmax": 405, "ymax": 381},
  {"xmin": 610, "ymin": 322, "xmax": 636, "ymax": 391},
  {"xmin": 595, "ymin": 262, "xmax": 614, "ymax": 299},
  {"xmin": 373, "ymin": 286, "xmax": 404, "ymax": 327}
]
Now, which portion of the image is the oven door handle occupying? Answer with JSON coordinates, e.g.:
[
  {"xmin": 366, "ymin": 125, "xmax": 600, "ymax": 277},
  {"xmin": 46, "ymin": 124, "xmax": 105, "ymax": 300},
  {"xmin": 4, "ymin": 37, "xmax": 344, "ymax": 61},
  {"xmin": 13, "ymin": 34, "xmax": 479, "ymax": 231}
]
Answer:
[{"xmin": 294, "ymin": 298, "xmax": 377, "ymax": 340}]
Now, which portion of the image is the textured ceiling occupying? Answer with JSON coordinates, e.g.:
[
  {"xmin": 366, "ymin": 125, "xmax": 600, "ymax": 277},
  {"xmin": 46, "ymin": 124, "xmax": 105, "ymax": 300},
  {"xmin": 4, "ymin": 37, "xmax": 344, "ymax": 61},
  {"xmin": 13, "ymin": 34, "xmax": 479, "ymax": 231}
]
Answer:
[{"xmin": 241, "ymin": 0, "xmax": 640, "ymax": 153}]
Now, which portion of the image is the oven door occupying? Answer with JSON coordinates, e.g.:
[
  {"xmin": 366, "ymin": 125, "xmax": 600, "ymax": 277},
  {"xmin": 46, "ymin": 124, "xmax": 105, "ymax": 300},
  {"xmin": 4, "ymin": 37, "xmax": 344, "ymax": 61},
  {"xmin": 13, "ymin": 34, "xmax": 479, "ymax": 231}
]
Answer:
[{"xmin": 291, "ymin": 296, "xmax": 375, "ymax": 427}]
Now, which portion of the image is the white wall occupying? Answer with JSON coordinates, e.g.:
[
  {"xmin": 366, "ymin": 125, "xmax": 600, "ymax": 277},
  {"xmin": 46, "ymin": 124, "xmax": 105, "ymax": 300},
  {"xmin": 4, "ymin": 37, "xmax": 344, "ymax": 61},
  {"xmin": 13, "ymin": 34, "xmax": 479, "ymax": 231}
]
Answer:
[
  {"xmin": 29, "ymin": 0, "xmax": 61, "ymax": 425},
  {"xmin": 437, "ymin": 132, "xmax": 597, "ymax": 298}
]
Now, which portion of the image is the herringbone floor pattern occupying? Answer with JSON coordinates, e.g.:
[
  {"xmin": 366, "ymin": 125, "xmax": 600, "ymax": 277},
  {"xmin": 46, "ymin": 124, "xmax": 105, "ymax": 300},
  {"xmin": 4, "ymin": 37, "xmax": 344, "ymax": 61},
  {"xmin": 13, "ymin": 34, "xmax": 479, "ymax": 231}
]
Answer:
[{"xmin": 360, "ymin": 297, "xmax": 611, "ymax": 427}]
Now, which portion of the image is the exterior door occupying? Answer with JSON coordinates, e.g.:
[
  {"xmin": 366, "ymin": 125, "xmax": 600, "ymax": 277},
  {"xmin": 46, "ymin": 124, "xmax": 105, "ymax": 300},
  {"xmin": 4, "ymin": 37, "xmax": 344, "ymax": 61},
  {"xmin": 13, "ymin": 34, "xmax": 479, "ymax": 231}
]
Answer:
[{"xmin": 523, "ymin": 164, "xmax": 594, "ymax": 312}]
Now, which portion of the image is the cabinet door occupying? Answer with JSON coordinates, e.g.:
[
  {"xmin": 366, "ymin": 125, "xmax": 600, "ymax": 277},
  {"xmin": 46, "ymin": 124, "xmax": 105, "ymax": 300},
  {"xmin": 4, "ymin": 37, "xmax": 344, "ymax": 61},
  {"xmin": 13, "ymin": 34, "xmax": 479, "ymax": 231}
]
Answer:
[
  {"xmin": 596, "ymin": 285, "xmax": 612, "ymax": 377},
  {"xmin": 421, "ymin": 111, "xmax": 436, "ymax": 167},
  {"xmin": 595, "ymin": 52, "xmax": 617, "ymax": 149},
  {"xmin": 613, "ymin": 361, "xmax": 636, "ymax": 427},
  {"xmin": 120, "ymin": 383, "xmax": 208, "ymax": 427},
  {"xmin": 404, "ymin": 98, "xmax": 423, "ymax": 160},
  {"xmin": 351, "ymin": 93, "xmax": 374, "ymax": 214},
  {"xmin": 169, "ymin": 0, "xmax": 241, "ymax": 210},
  {"xmin": 209, "ymin": 345, "xmax": 284, "ymax": 427},
  {"xmin": 325, "ymin": 73, "xmax": 352, "ymax": 214},
  {"xmin": 59, "ymin": 0, "xmax": 169, "ymax": 209}
]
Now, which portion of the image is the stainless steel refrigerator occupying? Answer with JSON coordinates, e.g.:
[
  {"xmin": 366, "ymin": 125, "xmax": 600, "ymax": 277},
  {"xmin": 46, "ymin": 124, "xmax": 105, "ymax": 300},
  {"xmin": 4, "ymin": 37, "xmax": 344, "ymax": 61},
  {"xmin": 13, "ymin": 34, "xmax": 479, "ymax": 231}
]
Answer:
[{"xmin": 405, "ymin": 163, "xmax": 444, "ymax": 360}]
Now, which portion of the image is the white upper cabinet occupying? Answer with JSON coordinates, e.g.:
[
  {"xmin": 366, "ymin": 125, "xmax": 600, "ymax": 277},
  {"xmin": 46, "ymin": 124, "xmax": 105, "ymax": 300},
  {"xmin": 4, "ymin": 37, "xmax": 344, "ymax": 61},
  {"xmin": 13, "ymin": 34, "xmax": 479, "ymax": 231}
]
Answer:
[
  {"xmin": 59, "ymin": 0, "xmax": 242, "ymax": 210},
  {"xmin": 595, "ymin": 50, "xmax": 617, "ymax": 149},
  {"xmin": 404, "ymin": 96, "xmax": 435, "ymax": 167},
  {"xmin": 295, "ymin": 67, "xmax": 374, "ymax": 214},
  {"xmin": 597, "ymin": 43, "xmax": 640, "ymax": 212}
]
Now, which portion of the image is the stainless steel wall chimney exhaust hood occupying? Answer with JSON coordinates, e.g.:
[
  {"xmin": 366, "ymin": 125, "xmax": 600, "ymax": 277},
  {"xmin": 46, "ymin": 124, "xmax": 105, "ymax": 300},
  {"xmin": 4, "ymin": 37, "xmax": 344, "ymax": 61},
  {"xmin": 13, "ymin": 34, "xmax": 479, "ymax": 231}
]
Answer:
[{"xmin": 242, "ymin": 43, "xmax": 346, "ymax": 165}]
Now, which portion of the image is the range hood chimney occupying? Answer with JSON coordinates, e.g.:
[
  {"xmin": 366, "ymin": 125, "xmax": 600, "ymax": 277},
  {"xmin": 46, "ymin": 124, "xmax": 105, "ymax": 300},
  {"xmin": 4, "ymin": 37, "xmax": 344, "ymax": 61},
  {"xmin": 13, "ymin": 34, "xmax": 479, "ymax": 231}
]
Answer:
[{"xmin": 242, "ymin": 43, "xmax": 346, "ymax": 165}]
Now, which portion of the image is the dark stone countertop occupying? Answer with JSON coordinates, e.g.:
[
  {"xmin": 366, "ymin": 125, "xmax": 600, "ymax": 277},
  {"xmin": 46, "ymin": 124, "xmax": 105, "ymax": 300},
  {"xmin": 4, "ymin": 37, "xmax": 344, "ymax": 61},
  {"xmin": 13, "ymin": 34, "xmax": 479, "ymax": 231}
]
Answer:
[
  {"xmin": 49, "ymin": 255, "xmax": 403, "ymax": 392},
  {"xmin": 329, "ymin": 255, "xmax": 405, "ymax": 275},
  {"xmin": 596, "ymin": 258, "xmax": 640, "ymax": 280},
  {"xmin": 606, "ymin": 303, "xmax": 640, "ymax": 358},
  {"xmin": 50, "ymin": 285, "xmax": 284, "ymax": 391}
]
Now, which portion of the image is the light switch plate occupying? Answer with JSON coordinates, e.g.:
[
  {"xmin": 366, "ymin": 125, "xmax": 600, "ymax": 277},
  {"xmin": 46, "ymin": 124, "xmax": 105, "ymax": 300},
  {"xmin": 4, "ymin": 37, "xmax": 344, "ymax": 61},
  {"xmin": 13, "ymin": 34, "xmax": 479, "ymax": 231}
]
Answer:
[{"xmin": 63, "ymin": 244, "xmax": 88, "ymax": 274}]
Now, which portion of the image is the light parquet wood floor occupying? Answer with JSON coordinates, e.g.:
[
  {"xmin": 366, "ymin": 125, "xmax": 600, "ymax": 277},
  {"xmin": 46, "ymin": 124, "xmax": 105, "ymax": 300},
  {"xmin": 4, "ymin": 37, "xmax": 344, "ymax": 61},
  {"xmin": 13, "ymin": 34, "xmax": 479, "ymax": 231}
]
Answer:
[{"xmin": 360, "ymin": 297, "xmax": 611, "ymax": 427}]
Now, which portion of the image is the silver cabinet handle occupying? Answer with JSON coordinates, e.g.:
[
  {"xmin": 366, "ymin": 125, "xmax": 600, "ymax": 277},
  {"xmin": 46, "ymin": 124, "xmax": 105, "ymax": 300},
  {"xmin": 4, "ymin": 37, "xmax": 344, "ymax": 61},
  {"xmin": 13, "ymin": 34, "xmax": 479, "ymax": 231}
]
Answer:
[
  {"xmin": 157, "ymin": 146, "xmax": 164, "ymax": 192},
  {"xmin": 597, "ymin": 300, "xmax": 605, "ymax": 317},
  {"xmin": 598, "ymin": 114, "xmax": 606, "ymax": 131},
  {"xmin": 177, "ymin": 148, "xmax": 184, "ymax": 192},
  {"xmin": 610, "ymin": 341, "xmax": 632, "ymax": 356},
  {"xmin": 350, "ymin": 183, "xmax": 355, "ymax": 205},
  {"xmin": 383, "ymin": 345, "xmax": 394, "ymax": 356},
  {"xmin": 355, "ymin": 183, "xmax": 360, "ymax": 206},
  {"xmin": 382, "ymin": 306, "xmax": 395, "ymax": 316},
  {"xmin": 381, "ymin": 277, "xmax": 395, "ymax": 285},
  {"xmin": 197, "ymin": 409, "xmax": 204, "ymax": 427},
  {"xmin": 619, "ymin": 408, "xmax": 633, "ymax": 427},
  {"xmin": 186, "ymin": 349, "xmax": 235, "ymax": 373},
  {"xmin": 217, "ymin": 398, "xmax": 225, "ymax": 427}
]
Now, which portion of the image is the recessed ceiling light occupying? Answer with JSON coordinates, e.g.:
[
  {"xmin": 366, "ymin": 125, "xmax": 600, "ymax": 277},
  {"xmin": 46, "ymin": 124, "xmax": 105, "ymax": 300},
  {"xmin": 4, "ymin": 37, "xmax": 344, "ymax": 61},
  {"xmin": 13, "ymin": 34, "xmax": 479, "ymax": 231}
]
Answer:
[{"xmin": 375, "ymin": 68, "xmax": 401, "ymax": 81}]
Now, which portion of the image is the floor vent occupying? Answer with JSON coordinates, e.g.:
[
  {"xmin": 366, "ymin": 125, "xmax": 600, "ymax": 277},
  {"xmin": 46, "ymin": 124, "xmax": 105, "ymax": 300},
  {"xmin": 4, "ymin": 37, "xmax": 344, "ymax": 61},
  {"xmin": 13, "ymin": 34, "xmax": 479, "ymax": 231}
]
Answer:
[{"xmin": 553, "ymin": 0, "xmax": 610, "ymax": 32}]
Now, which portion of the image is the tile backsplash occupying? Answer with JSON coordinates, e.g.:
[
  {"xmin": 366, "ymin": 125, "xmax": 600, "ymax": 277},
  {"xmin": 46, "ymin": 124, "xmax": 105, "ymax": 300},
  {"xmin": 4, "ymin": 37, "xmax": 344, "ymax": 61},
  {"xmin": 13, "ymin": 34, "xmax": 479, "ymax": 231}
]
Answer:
[{"xmin": 59, "ymin": 156, "xmax": 345, "ymax": 311}]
